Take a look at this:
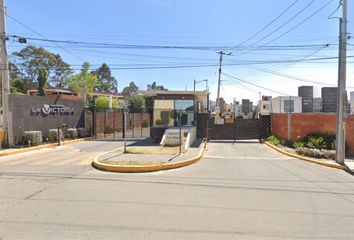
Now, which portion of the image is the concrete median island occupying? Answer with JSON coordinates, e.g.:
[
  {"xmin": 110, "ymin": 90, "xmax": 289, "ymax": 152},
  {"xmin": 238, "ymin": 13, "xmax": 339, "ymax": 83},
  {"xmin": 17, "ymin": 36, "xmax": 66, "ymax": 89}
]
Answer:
[{"xmin": 92, "ymin": 139, "xmax": 206, "ymax": 172}]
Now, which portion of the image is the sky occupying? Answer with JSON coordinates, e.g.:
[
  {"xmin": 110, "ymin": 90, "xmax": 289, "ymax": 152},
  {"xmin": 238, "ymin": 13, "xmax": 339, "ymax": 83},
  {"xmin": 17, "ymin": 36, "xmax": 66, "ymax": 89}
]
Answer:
[{"xmin": 6, "ymin": 0, "xmax": 354, "ymax": 103}]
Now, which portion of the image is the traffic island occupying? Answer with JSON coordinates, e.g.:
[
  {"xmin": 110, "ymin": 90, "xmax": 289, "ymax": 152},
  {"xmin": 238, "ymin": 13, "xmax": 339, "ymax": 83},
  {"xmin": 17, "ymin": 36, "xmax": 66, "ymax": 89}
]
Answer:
[
  {"xmin": 262, "ymin": 140, "xmax": 352, "ymax": 171},
  {"xmin": 92, "ymin": 139, "xmax": 206, "ymax": 173}
]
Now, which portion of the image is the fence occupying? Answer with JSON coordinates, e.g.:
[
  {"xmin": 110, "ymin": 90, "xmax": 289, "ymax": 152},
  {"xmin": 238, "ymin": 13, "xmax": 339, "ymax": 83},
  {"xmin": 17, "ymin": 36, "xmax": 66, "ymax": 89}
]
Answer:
[{"xmin": 85, "ymin": 108, "xmax": 151, "ymax": 139}]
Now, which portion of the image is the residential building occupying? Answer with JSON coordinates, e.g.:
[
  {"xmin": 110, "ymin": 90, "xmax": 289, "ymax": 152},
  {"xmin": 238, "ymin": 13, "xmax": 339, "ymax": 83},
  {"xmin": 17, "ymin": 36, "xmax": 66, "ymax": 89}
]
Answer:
[
  {"xmin": 350, "ymin": 91, "xmax": 354, "ymax": 114},
  {"xmin": 298, "ymin": 86, "xmax": 313, "ymax": 112},
  {"xmin": 271, "ymin": 96, "xmax": 302, "ymax": 113},
  {"xmin": 242, "ymin": 99, "xmax": 251, "ymax": 114},
  {"xmin": 27, "ymin": 88, "xmax": 80, "ymax": 100},
  {"xmin": 260, "ymin": 96, "xmax": 272, "ymax": 115},
  {"xmin": 321, "ymin": 87, "xmax": 337, "ymax": 112},
  {"xmin": 313, "ymin": 98, "xmax": 323, "ymax": 112}
]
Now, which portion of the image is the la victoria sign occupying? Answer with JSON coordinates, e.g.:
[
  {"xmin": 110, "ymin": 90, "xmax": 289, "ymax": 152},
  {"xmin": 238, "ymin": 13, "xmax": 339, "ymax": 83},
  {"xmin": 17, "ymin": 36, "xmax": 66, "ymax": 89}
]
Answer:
[{"xmin": 31, "ymin": 104, "xmax": 74, "ymax": 116}]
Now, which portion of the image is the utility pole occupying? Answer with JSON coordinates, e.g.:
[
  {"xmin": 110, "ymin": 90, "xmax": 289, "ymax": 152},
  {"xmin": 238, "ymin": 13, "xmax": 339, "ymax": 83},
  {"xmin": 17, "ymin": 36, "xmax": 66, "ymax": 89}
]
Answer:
[
  {"xmin": 0, "ymin": 0, "xmax": 13, "ymax": 147},
  {"xmin": 336, "ymin": 0, "xmax": 347, "ymax": 165},
  {"xmin": 216, "ymin": 51, "xmax": 231, "ymax": 114}
]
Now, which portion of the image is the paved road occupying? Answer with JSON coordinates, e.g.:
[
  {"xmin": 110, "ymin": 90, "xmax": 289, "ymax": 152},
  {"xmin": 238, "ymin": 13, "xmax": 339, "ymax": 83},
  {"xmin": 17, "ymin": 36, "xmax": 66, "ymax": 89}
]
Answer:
[{"xmin": 1, "ymin": 140, "xmax": 354, "ymax": 239}]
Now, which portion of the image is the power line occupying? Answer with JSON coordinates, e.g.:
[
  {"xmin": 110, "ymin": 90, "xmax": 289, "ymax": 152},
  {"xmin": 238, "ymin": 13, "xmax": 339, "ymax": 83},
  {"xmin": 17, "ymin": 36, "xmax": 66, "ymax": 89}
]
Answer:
[
  {"xmin": 9, "ymin": 35, "xmax": 341, "ymax": 51},
  {"xmin": 250, "ymin": 66, "xmax": 354, "ymax": 89},
  {"xmin": 238, "ymin": 0, "xmax": 317, "ymax": 52},
  {"xmin": 222, "ymin": 72, "xmax": 291, "ymax": 96},
  {"xmin": 229, "ymin": 0, "xmax": 299, "ymax": 50},
  {"xmin": 262, "ymin": 0, "xmax": 335, "ymax": 47},
  {"xmin": 6, "ymin": 13, "xmax": 85, "ymax": 61}
]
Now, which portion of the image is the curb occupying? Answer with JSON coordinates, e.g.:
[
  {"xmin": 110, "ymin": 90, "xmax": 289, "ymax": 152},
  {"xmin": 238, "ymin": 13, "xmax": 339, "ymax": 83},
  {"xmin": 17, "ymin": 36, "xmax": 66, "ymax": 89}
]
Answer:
[
  {"xmin": 92, "ymin": 141, "xmax": 207, "ymax": 173},
  {"xmin": 263, "ymin": 140, "xmax": 350, "ymax": 171},
  {"xmin": 0, "ymin": 137, "xmax": 93, "ymax": 157}
]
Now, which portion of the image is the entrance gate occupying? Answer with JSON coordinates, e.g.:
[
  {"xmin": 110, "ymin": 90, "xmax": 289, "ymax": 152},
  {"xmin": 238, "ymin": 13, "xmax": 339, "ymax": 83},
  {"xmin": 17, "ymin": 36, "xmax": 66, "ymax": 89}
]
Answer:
[{"xmin": 197, "ymin": 114, "xmax": 271, "ymax": 141}]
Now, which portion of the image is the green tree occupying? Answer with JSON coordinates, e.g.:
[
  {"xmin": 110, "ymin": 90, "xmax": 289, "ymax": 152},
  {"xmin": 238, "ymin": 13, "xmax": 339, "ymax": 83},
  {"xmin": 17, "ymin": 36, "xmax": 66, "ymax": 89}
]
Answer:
[
  {"xmin": 91, "ymin": 63, "xmax": 118, "ymax": 93},
  {"xmin": 95, "ymin": 96, "xmax": 120, "ymax": 109},
  {"xmin": 37, "ymin": 68, "xmax": 48, "ymax": 96},
  {"xmin": 10, "ymin": 78, "xmax": 27, "ymax": 94},
  {"xmin": 68, "ymin": 62, "xmax": 98, "ymax": 101},
  {"xmin": 147, "ymin": 81, "xmax": 167, "ymax": 91},
  {"xmin": 11, "ymin": 45, "xmax": 73, "ymax": 88},
  {"xmin": 122, "ymin": 81, "xmax": 139, "ymax": 96},
  {"xmin": 127, "ymin": 94, "xmax": 145, "ymax": 112}
]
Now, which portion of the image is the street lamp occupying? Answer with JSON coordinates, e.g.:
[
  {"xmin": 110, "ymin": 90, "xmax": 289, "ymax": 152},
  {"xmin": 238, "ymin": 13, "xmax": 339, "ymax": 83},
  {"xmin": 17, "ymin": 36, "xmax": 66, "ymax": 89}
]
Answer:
[{"xmin": 193, "ymin": 79, "xmax": 208, "ymax": 92}]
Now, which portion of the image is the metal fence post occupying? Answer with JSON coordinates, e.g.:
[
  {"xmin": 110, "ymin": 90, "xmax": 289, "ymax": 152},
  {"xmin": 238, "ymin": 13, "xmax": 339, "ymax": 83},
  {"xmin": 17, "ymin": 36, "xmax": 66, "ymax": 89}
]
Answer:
[
  {"xmin": 179, "ymin": 111, "xmax": 182, "ymax": 155},
  {"xmin": 113, "ymin": 108, "xmax": 116, "ymax": 139},
  {"xmin": 103, "ymin": 109, "xmax": 106, "ymax": 139}
]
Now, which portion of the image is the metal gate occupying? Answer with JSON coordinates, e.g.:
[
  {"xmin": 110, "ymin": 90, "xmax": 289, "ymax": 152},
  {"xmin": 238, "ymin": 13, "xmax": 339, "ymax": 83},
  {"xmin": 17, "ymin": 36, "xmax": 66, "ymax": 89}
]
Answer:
[
  {"xmin": 85, "ymin": 108, "xmax": 152, "ymax": 140},
  {"xmin": 197, "ymin": 114, "xmax": 271, "ymax": 140}
]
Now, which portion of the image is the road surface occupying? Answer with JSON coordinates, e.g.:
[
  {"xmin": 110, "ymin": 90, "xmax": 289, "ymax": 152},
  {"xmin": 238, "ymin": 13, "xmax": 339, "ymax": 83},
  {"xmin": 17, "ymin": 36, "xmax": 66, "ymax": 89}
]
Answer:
[{"xmin": 1, "ymin": 140, "xmax": 354, "ymax": 239}]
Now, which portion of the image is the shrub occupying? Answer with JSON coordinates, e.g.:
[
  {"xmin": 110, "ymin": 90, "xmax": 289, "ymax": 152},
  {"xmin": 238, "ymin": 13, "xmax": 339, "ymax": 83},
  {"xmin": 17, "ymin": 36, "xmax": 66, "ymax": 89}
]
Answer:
[
  {"xmin": 295, "ymin": 147, "xmax": 335, "ymax": 160},
  {"xmin": 266, "ymin": 135, "xmax": 280, "ymax": 145},
  {"xmin": 303, "ymin": 133, "xmax": 335, "ymax": 150},
  {"xmin": 23, "ymin": 131, "xmax": 42, "ymax": 146},
  {"xmin": 77, "ymin": 128, "xmax": 87, "ymax": 138},
  {"xmin": 293, "ymin": 141, "xmax": 306, "ymax": 149},
  {"xmin": 66, "ymin": 128, "xmax": 78, "ymax": 139},
  {"xmin": 46, "ymin": 129, "xmax": 63, "ymax": 142},
  {"xmin": 306, "ymin": 136, "xmax": 327, "ymax": 149},
  {"xmin": 95, "ymin": 96, "xmax": 120, "ymax": 109},
  {"xmin": 155, "ymin": 119, "xmax": 163, "ymax": 126}
]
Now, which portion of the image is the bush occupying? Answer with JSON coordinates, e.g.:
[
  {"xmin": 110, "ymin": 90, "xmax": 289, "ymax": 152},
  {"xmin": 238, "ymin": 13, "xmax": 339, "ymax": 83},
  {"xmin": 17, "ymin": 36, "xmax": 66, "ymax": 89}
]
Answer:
[
  {"xmin": 95, "ymin": 96, "xmax": 120, "ymax": 109},
  {"xmin": 295, "ymin": 147, "xmax": 335, "ymax": 160},
  {"xmin": 155, "ymin": 119, "xmax": 163, "ymax": 126},
  {"xmin": 303, "ymin": 133, "xmax": 335, "ymax": 150},
  {"xmin": 65, "ymin": 128, "xmax": 78, "ymax": 139},
  {"xmin": 306, "ymin": 136, "xmax": 327, "ymax": 149},
  {"xmin": 266, "ymin": 135, "xmax": 280, "ymax": 145},
  {"xmin": 293, "ymin": 141, "xmax": 306, "ymax": 149},
  {"xmin": 23, "ymin": 131, "xmax": 42, "ymax": 146},
  {"xmin": 77, "ymin": 128, "xmax": 87, "ymax": 138},
  {"xmin": 46, "ymin": 129, "xmax": 64, "ymax": 142}
]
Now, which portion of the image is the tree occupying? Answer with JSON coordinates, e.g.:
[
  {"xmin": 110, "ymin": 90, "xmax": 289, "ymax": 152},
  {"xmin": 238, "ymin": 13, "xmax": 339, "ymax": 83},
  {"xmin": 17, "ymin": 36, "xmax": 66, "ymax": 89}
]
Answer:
[
  {"xmin": 95, "ymin": 96, "xmax": 120, "ymax": 109},
  {"xmin": 122, "ymin": 81, "xmax": 139, "ymax": 96},
  {"xmin": 68, "ymin": 62, "xmax": 98, "ymax": 101},
  {"xmin": 11, "ymin": 45, "xmax": 73, "ymax": 88},
  {"xmin": 127, "ymin": 94, "xmax": 145, "ymax": 112},
  {"xmin": 37, "ymin": 69, "xmax": 48, "ymax": 96},
  {"xmin": 10, "ymin": 78, "xmax": 27, "ymax": 94},
  {"xmin": 91, "ymin": 63, "xmax": 118, "ymax": 93},
  {"xmin": 147, "ymin": 81, "xmax": 167, "ymax": 91}
]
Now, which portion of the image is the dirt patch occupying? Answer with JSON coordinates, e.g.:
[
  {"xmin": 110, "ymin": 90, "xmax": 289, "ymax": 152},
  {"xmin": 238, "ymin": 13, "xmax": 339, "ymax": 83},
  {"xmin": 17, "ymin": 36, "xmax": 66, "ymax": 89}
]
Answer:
[
  {"xmin": 100, "ymin": 160, "xmax": 165, "ymax": 166},
  {"xmin": 124, "ymin": 146, "xmax": 185, "ymax": 155}
]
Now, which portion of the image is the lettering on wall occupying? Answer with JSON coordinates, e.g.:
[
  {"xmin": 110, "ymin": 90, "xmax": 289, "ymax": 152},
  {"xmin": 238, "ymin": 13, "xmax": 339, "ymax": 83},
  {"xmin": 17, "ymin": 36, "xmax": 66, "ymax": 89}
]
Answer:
[{"xmin": 31, "ymin": 104, "xmax": 74, "ymax": 116}]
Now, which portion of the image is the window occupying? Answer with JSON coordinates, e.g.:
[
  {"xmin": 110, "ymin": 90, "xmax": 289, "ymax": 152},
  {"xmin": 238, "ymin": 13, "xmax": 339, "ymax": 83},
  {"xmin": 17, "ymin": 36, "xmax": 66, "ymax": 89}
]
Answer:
[{"xmin": 283, "ymin": 99, "xmax": 294, "ymax": 112}]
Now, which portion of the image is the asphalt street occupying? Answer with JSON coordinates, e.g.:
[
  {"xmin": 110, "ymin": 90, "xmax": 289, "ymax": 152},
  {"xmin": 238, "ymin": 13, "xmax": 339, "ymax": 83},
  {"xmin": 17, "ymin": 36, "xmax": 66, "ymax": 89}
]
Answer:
[{"xmin": 1, "ymin": 140, "xmax": 354, "ymax": 239}]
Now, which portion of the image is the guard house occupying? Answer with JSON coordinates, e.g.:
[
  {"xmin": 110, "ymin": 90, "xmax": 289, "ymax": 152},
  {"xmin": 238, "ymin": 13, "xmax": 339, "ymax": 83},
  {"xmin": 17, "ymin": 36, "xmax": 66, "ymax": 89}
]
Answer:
[{"xmin": 140, "ymin": 90, "xmax": 209, "ymax": 143}]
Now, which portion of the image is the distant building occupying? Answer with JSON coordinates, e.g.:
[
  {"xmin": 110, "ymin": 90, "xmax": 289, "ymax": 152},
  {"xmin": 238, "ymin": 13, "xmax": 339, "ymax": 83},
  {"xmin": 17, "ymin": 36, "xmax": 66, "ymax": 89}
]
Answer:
[
  {"xmin": 242, "ymin": 99, "xmax": 251, "ymax": 114},
  {"xmin": 271, "ymin": 96, "xmax": 302, "ymax": 113},
  {"xmin": 298, "ymin": 86, "xmax": 313, "ymax": 112},
  {"xmin": 322, "ymin": 87, "xmax": 337, "ymax": 112},
  {"xmin": 313, "ymin": 98, "xmax": 323, "ymax": 112},
  {"xmin": 219, "ymin": 97, "xmax": 226, "ymax": 114},
  {"xmin": 350, "ymin": 91, "xmax": 354, "ymax": 114},
  {"xmin": 260, "ymin": 96, "xmax": 272, "ymax": 115},
  {"xmin": 27, "ymin": 88, "xmax": 80, "ymax": 100}
]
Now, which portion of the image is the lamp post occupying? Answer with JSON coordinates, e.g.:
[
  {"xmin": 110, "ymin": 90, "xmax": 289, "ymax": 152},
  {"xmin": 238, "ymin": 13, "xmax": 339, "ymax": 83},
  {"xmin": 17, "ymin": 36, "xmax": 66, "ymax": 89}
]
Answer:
[{"xmin": 193, "ymin": 79, "xmax": 208, "ymax": 92}]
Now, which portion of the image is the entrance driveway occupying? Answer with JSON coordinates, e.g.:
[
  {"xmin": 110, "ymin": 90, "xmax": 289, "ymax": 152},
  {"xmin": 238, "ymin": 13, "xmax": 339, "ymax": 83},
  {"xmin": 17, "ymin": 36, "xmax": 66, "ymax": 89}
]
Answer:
[{"xmin": 1, "ymin": 140, "xmax": 354, "ymax": 239}]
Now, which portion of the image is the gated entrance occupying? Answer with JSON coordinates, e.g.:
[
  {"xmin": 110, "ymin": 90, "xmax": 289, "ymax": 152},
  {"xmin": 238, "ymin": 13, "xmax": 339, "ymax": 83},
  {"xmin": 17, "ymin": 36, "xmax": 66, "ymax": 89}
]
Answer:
[
  {"xmin": 197, "ymin": 113, "xmax": 271, "ymax": 140},
  {"xmin": 85, "ymin": 108, "xmax": 152, "ymax": 140}
]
